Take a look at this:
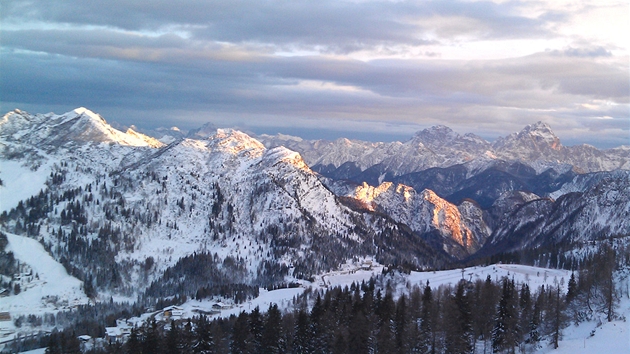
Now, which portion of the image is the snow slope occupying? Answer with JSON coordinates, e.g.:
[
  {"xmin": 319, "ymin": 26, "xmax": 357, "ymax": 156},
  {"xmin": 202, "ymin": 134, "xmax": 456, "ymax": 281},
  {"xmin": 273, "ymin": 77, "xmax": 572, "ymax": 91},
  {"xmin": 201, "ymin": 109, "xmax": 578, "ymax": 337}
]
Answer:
[
  {"xmin": 0, "ymin": 160, "xmax": 51, "ymax": 213},
  {"xmin": 0, "ymin": 233, "xmax": 88, "ymax": 316}
]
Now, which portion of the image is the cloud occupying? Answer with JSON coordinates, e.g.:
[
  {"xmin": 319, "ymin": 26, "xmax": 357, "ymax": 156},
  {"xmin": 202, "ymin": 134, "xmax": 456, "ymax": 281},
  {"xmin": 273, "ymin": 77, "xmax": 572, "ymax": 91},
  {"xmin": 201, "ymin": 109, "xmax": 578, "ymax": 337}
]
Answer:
[
  {"xmin": 2, "ymin": 0, "xmax": 558, "ymax": 53},
  {"xmin": 0, "ymin": 0, "xmax": 628, "ymax": 148}
]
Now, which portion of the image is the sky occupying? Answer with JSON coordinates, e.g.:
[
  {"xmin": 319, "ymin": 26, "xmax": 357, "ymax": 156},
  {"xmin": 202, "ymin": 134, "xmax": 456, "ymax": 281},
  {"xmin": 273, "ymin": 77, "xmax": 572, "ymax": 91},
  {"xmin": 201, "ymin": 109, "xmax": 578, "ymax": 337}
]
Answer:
[{"xmin": 1, "ymin": 0, "xmax": 629, "ymax": 147}]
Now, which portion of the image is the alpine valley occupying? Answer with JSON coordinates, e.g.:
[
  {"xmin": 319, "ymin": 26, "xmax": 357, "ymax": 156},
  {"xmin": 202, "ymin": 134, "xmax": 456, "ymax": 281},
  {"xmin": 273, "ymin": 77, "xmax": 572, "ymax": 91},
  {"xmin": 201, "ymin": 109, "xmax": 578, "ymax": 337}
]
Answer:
[{"xmin": 1, "ymin": 107, "xmax": 629, "ymax": 352}]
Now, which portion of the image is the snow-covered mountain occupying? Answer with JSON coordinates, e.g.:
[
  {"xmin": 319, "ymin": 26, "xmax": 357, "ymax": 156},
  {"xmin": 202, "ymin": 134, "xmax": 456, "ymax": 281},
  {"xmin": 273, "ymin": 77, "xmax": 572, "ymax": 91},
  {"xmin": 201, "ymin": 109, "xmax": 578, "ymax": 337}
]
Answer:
[
  {"xmin": 334, "ymin": 181, "xmax": 491, "ymax": 258},
  {"xmin": 259, "ymin": 122, "xmax": 629, "ymax": 178},
  {"xmin": 1, "ymin": 107, "xmax": 628, "ymax": 302},
  {"xmin": 1, "ymin": 108, "xmax": 163, "ymax": 149},
  {"xmin": 481, "ymin": 170, "xmax": 630, "ymax": 255},
  {"xmin": 0, "ymin": 108, "xmax": 450, "ymax": 299}
]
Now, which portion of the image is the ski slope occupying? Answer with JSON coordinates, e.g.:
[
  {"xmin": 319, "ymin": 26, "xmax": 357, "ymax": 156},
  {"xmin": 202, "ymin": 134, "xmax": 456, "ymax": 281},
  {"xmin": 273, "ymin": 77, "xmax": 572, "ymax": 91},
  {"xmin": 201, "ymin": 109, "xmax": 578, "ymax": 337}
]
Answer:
[{"xmin": 0, "ymin": 233, "xmax": 89, "ymax": 316}]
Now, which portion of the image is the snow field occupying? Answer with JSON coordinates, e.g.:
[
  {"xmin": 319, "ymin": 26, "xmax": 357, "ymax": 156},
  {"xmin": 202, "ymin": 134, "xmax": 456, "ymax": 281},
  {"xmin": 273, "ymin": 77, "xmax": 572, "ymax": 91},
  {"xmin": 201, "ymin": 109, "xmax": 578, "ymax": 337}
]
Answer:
[
  {"xmin": 0, "ymin": 160, "xmax": 52, "ymax": 213},
  {"xmin": 0, "ymin": 233, "xmax": 88, "ymax": 316}
]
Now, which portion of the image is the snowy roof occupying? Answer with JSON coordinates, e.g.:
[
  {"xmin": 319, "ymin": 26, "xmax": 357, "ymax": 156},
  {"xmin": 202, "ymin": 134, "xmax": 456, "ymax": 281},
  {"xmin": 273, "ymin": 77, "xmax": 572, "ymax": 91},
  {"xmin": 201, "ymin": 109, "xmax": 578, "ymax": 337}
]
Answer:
[
  {"xmin": 163, "ymin": 305, "xmax": 183, "ymax": 311},
  {"xmin": 105, "ymin": 327, "xmax": 121, "ymax": 336}
]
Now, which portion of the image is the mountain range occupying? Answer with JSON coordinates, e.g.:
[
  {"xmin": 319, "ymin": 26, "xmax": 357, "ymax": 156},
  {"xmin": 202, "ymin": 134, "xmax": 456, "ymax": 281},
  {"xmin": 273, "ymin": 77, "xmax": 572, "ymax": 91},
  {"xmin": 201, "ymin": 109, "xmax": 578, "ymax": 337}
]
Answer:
[{"xmin": 1, "ymin": 107, "xmax": 629, "ymax": 300}]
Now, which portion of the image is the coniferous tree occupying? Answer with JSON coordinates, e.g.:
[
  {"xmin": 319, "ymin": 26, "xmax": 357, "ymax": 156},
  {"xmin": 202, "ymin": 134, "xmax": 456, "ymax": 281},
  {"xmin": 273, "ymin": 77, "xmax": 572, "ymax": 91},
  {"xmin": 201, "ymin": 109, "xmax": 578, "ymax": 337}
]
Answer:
[
  {"xmin": 518, "ymin": 283, "xmax": 532, "ymax": 347},
  {"xmin": 211, "ymin": 320, "xmax": 230, "ymax": 354},
  {"xmin": 249, "ymin": 307, "xmax": 263, "ymax": 353},
  {"xmin": 527, "ymin": 286, "xmax": 545, "ymax": 349},
  {"xmin": 394, "ymin": 295, "xmax": 410, "ymax": 354},
  {"xmin": 231, "ymin": 312, "xmax": 252, "ymax": 354},
  {"xmin": 143, "ymin": 318, "xmax": 161, "ymax": 354},
  {"xmin": 546, "ymin": 285, "xmax": 566, "ymax": 349},
  {"xmin": 261, "ymin": 303, "xmax": 283, "ymax": 354},
  {"xmin": 292, "ymin": 310, "xmax": 313, "ymax": 354},
  {"xmin": 444, "ymin": 281, "xmax": 473, "ymax": 354},
  {"xmin": 65, "ymin": 331, "xmax": 81, "ymax": 354},
  {"xmin": 474, "ymin": 275, "xmax": 499, "ymax": 354},
  {"xmin": 493, "ymin": 278, "xmax": 519, "ymax": 354},
  {"xmin": 331, "ymin": 330, "xmax": 347, "ymax": 354},
  {"xmin": 375, "ymin": 292, "xmax": 396, "ymax": 354},
  {"xmin": 45, "ymin": 331, "xmax": 61, "ymax": 354},
  {"xmin": 310, "ymin": 294, "xmax": 330, "ymax": 354},
  {"xmin": 194, "ymin": 315, "xmax": 214, "ymax": 354},
  {"xmin": 417, "ymin": 281, "xmax": 433, "ymax": 354},
  {"xmin": 165, "ymin": 320, "xmax": 182, "ymax": 354},
  {"xmin": 125, "ymin": 327, "xmax": 142, "ymax": 354},
  {"xmin": 182, "ymin": 319, "xmax": 195, "ymax": 354},
  {"xmin": 348, "ymin": 309, "xmax": 370, "ymax": 354},
  {"xmin": 566, "ymin": 272, "xmax": 577, "ymax": 304}
]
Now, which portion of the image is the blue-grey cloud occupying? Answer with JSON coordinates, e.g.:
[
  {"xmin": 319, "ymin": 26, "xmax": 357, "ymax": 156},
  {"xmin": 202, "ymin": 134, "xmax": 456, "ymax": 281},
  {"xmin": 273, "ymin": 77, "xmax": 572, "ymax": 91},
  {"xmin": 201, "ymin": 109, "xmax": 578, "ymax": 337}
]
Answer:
[{"xmin": 1, "ymin": 0, "xmax": 628, "ymax": 148}]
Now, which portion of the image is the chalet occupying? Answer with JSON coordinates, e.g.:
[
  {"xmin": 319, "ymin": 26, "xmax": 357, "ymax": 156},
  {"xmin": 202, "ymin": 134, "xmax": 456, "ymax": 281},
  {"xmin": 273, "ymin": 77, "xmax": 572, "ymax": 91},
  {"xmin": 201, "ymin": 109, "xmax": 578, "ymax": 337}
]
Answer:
[
  {"xmin": 361, "ymin": 260, "xmax": 373, "ymax": 270},
  {"xmin": 78, "ymin": 335, "xmax": 92, "ymax": 343},
  {"xmin": 163, "ymin": 305, "xmax": 185, "ymax": 320},
  {"xmin": 212, "ymin": 302, "xmax": 230, "ymax": 310},
  {"xmin": 0, "ymin": 312, "xmax": 11, "ymax": 321},
  {"xmin": 105, "ymin": 327, "xmax": 121, "ymax": 343},
  {"xmin": 0, "ymin": 288, "xmax": 9, "ymax": 297}
]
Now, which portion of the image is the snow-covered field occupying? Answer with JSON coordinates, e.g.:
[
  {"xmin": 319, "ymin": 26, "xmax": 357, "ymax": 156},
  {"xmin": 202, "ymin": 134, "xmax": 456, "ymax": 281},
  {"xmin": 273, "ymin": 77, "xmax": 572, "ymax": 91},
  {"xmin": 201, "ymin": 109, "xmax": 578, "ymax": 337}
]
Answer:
[
  {"xmin": 0, "ymin": 160, "xmax": 51, "ymax": 213},
  {"xmin": 0, "ymin": 233, "xmax": 89, "ymax": 343},
  {"xmin": 2, "ymin": 241, "xmax": 628, "ymax": 352},
  {"xmin": 162, "ymin": 261, "xmax": 572, "ymax": 324}
]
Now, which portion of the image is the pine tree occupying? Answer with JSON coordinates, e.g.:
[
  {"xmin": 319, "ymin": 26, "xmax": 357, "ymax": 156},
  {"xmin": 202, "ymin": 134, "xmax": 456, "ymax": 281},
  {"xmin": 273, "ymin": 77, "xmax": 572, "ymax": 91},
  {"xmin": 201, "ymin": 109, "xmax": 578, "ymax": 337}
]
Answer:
[
  {"xmin": 566, "ymin": 272, "xmax": 577, "ymax": 303},
  {"xmin": 493, "ymin": 278, "xmax": 519, "ymax": 354},
  {"xmin": 417, "ymin": 281, "xmax": 433, "ymax": 354},
  {"xmin": 292, "ymin": 310, "xmax": 312, "ymax": 354},
  {"xmin": 347, "ymin": 309, "xmax": 370, "ymax": 354},
  {"xmin": 182, "ymin": 319, "xmax": 195, "ymax": 354},
  {"xmin": 64, "ymin": 331, "xmax": 81, "ymax": 354},
  {"xmin": 331, "ymin": 330, "xmax": 347, "ymax": 354},
  {"xmin": 518, "ymin": 283, "xmax": 532, "ymax": 344},
  {"xmin": 474, "ymin": 275, "xmax": 498, "ymax": 354},
  {"xmin": 444, "ymin": 281, "xmax": 473, "ymax": 354},
  {"xmin": 143, "ymin": 318, "xmax": 161, "ymax": 354},
  {"xmin": 166, "ymin": 320, "xmax": 181, "ymax": 354},
  {"xmin": 125, "ymin": 328, "xmax": 142, "ymax": 354},
  {"xmin": 194, "ymin": 315, "xmax": 214, "ymax": 354},
  {"xmin": 231, "ymin": 312, "xmax": 252, "ymax": 354},
  {"xmin": 527, "ymin": 288, "xmax": 544, "ymax": 347},
  {"xmin": 261, "ymin": 303, "xmax": 283, "ymax": 354},
  {"xmin": 375, "ymin": 292, "xmax": 396, "ymax": 354},
  {"xmin": 45, "ymin": 331, "xmax": 61, "ymax": 354},
  {"xmin": 249, "ymin": 307, "xmax": 263, "ymax": 353},
  {"xmin": 394, "ymin": 295, "xmax": 410, "ymax": 354}
]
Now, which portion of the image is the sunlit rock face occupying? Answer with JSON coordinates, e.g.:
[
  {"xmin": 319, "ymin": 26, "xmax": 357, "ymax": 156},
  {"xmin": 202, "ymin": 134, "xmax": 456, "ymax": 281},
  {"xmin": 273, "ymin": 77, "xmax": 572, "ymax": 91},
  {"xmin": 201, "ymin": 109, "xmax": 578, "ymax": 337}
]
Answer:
[{"xmin": 347, "ymin": 182, "xmax": 491, "ymax": 258}]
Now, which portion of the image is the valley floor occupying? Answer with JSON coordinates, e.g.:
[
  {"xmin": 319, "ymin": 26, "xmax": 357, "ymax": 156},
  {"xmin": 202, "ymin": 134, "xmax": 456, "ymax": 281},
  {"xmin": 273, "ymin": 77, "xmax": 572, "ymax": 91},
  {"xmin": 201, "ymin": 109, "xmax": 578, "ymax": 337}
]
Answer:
[{"xmin": 3, "ymin": 232, "xmax": 629, "ymax": 353}]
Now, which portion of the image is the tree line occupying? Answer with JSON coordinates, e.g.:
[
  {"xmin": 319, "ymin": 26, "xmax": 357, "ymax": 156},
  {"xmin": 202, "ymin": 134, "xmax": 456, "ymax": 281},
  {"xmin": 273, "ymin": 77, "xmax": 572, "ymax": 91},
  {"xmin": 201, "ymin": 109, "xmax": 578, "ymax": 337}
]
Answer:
[{"xmin": 64, "ymin": 243, "xmax": 622, "ymax": 354}]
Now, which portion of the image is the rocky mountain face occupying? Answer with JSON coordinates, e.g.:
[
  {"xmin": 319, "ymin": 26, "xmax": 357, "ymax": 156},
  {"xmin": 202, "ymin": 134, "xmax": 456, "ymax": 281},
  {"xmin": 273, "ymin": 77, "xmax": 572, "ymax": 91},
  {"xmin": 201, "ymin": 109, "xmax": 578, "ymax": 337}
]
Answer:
[
  {"xmin": 332, "ymin": 181, "xmax": 491, "ymax": 259},
  {"xmin": 0, "ymin": 108, "xmax": 451, "ymax": 298},
  {"xmin": 481, "ymin": 170, "xmax": 630, "ymax": 255},
  {"xmin": 259, "ymin": 121, "xmax": 628, "ymax": 180},
  {"xmin": 262, "ymin": 120, "xmax": 629, "ymax": 260},
  {"xmin": 1, "ymin": 108, "xmax": 629, "ymax": 302}
]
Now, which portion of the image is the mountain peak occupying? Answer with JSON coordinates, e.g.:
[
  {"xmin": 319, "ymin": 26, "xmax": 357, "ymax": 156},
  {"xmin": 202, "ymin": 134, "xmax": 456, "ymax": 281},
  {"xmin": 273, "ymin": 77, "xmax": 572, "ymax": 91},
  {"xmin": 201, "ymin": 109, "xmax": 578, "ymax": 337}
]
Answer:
[
  {"xmin": 187, "ymin": 122, "xmax": 218, "ymax": 139},
  {"xmin": 523, "ymin": 121, "xmax": 555, "ymax": 136},
  {"xmin": 414, "ymin": 125, "xmax": 458, "ymax": 141},
  {"xmin": 69, "ymin": 107, "xmax": 107, "ymax": 124},
  {"xmin": 209, "ymin": 128, "xmax": 266, "ymax": 157},
  {"xmin": 494, "ymin": 121, "xmax": 561, "ymax": 152}
]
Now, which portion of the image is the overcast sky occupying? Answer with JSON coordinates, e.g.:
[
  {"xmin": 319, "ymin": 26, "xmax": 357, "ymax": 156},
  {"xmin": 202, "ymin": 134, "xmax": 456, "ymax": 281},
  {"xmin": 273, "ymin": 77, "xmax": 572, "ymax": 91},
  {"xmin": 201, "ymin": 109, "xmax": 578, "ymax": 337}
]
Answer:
[{"xmin": 1, "ymin": 0, "xmax": 628, "ymax": 147}]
